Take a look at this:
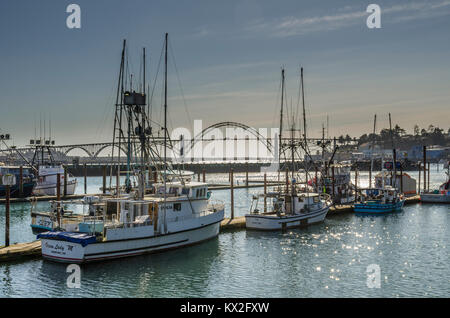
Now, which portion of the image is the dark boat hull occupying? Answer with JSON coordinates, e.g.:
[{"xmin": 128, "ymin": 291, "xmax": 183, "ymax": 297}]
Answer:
[{"xmin": 0, "ymin": 182, "xmax": 35, "ymax": 198}]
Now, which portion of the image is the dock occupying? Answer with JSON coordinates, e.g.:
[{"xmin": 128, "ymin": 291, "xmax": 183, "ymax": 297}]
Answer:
[
  {"xmin": 0, "ymin": 240, "xmax": 41, "ymax": 262},
  {"xmin": 0, "ymin": 193, "xmax": 111, "ymax": 204}
]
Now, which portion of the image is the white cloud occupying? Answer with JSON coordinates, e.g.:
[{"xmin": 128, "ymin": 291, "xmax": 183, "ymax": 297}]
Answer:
[{"xmin": 245, "ymin": 0, "xmax": 450, "ymax": 37}]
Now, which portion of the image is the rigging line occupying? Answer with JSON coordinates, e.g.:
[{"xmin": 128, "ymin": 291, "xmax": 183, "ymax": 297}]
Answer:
[
  {"xmin": 149, "ymin": 42, "xmax": 164, "ymax": 117},
  {"xmin": 168, "ymin": 38, "xmax": 193, "ymax": 133}
]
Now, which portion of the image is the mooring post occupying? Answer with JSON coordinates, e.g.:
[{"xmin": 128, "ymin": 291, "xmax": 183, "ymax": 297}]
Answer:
[
  {"xmin": 198, "ymin": 172, "xmax": 200, "ymax": 182},
  {"xmin": 116, "ymin": 164, "xmax": 121, "ymax": 197},
  {"xmin": 230, "ymin": 168, "xmax": 234, "ymax": 220},
  {"xmin": 400, "ymin": 165, "xmax": 403, "ymax": 193},
  {"xmin": 264, "ymin": 173, "xmax": 267, "ymax": 212},
  {"xmin": 102, "ymin": 165, "xmax": 107, "ymax": 194},
  {"xmin": 19, "ymin": 165, "xmax": 23, "ymax": 197},
  {"xmin": 331, "ymin": 161, "xmax": 335, "ymax": 199},
  {"xmin": 423, "ymin": 146, "xmax": 427, "ymax": 192},
  {"xmin": 56, "ymin": 173, "xmax": 61, "ymax": 228},
  {"xmin": 153, "ymin": 170, "xmax": 157, "ymax": 183},
  {"xmin": 202, "ymin": 169, "xmax": 206, "ymax": 183},
  {"xmin": 315, "ymin": 166, "xmax": 318, "ymax": 193},
  {"xmin": 285, "ymin": 168, "xmax": 289, "ymax": 193},
  {"xmin": 355, "ymin": 168, "xmax": 358, "ymax": 202},
  {"xmin": 418, "ymin": 162, "xmax": 421, "ymax": 194},
  {"xmin": 63, "ymin": 166, "xmax": 68, "ymax": 197},
  {"xmin": 245, "ymin": 163, "xmax": 249, "ymax": 187},
  {"xmin": 84, "ymin": 163, "xmax": 87, "ymax": 194},
  {"xmin": 5, "ymin": 185, "xmax": 10, "ymax": 247},
  {"xmin": 427, "ymin": 162, "xmax": 430, "ymax": 192}
]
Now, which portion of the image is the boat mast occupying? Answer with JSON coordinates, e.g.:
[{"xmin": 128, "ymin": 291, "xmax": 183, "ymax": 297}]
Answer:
[
  {"xmin": 279, "ymin": 68, "xmax": 285, "ymax": 169},
  {"xmin": 300, "ymin": 67, "xmax": 308, "ymax": 192},
  {"xmin": 369, "ymin": 114, "xmax": 376, "ymax": 188},
  {"xmin": 389, "ymin": 113, "xmax": 397, "ymax": 189},
  {"xmin": 163, "ymin": 33, "xmax": 168, "ymax": 232}
]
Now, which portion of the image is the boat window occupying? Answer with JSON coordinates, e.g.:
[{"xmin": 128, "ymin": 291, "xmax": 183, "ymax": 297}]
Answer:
[
  {"xmin": 174, "ymin": 203, "xmax": 182, "ymax": 211},
  {"xmin": 181, "ymin": 187, "xmax": 189, "ymax": 195}
]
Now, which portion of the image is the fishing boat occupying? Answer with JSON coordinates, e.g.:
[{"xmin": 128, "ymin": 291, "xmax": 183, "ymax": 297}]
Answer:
[
  {"xmin": 33, "ymin": 165, "xmax": 77, "ymax": 196},
  {"xmin": 245, "ymin": 67, "xmax": 332, "ymax": 230},
  {"xmin": 246, "ymin": 191, "xmax": 331, "ymax": 230},
  {"xmin": 420, "ymin": 162, "xmax": 450, "ymax": 203},
  {"xmin": 315, "ymin": 162, "xmax": 356, "ymax": 204},
  {"xmin": 37, "ymin": 34, "xmax": 224, "ymax": 263},
  {"xmin": 353, "ymin": 186, "xmax": 405, "ymax": 214},
  {"xmin": 0, "ymin": 164, "xmax": 36, "ymax": 198},
  {"xmin": 37, "ymin": 181, "xmax": 224, "ymax": 263}
]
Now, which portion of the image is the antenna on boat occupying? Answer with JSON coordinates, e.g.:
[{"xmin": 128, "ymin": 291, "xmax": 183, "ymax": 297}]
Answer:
[
  {"xmin": 389, "ymin": 113, "xmax": 397, "ymax": 189},
  {"xmin": 369, "ymin": 114, "xmax": 377, "ymax": 188}
]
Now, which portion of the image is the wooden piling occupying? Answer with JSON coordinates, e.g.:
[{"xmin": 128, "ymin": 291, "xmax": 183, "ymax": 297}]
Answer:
[
  {"xmin": 427, "ymin": 162, "xmax": 430, "ymax": 191},
  {"xmin": 202, "ymin": 169, "xmax": 206, "ymax": 183},
  {"xmin": 264, "ymin": 173, "xmax": 267, "ymax": 212},
  {"xmin": 19, "ymin": 166, "xmax": 23, "ymax": 197},
  {"xmin": 116, "ymin": 165, "xmax": 120, "ymax": 197},
  {"xmin": 63, "ymin": 166, "xmax": 68, "ymax": 197},
  {"xmin": 102, "ymin": 165, "xmax": 107, "ymax": 194},
  {"xmin": 355, "ymin": 168, "xmax": 358, "ymax": 202},
  {"xmin": 83, "ymin": 163, "xmax": 87, "ymax": 194},
  {"xmin": 245, "ymin": 163, "xmax": 249, "ymax": 187},
  {"xmin": 418, "ymin": 162, "xmax": 421, "ymax": 194},
  {"xmin": 423, "ymin": 146, "xmax": 427, "ymax": 192},
  {"xmin": 198, "ymin": 172, "xmax": 200, "ymax": 182},
  {"xmin": 331, "ymin": 162, "xmax": 335, "ymax": 198},
  {"xmin": 56, "ymin": 173, "xmax": 61, "ymax": 227},
  {"xmin": 315, "ymin": 167, "xmax": 318, "ymax": 193},
  {"xmin": 285, "ymin": 168, "xmax": 289, "ymax": 193},
  {"xmin": 400, "ymin": 165, "xmax": 403, "ymax": 193},
  {"xmin": 5, "ymin": 185, "xmax": 10, "ymax": 247},
  {"xmin": 230, "ymin": 168, "xmax": 234, "ymax": 220}
]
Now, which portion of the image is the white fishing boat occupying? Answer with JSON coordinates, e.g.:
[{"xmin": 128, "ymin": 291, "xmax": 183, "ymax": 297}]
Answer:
[
  {"xmin": 245, "ymin": 67, "xmax": 332, "ymax": 231},
  {"xmin": 33, "ymin": 165, "xmax": 77, "ymax": 196},
  {"xmin": 37, "ymin": 34, "xmax": 224, "ymax": 263},
  {"xmin": 246, "ymin": 192, "xmax": 331, "ymax": 230},
  {"xmin": 38, "ymin": 181, "xmax": 224, "ymax": 263}
]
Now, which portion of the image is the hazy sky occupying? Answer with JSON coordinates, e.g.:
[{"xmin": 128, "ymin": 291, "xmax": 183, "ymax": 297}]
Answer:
[{"xmin": 1, "ymin": 0, "xmax": 449, "ymax": 147}]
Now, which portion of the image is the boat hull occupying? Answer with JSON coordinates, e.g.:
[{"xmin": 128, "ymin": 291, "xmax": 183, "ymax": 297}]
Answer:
[
  {"xmin": 420, "ymin": 193, "xmax": 450, "ymax": 203},
  {"xmin": 353, "ymin": 199, "xmax": 405, "ymax": 214},
  {"xmin": 40, "ymin": 216, "xmax": 222, "ymax": 263},
  {"xmin": 245, "ymin": 205, "xmax": 330, "ymax": 231},
  {"xmin": 33, "ymin": 180, "xmax": 77, "ymax": 196},
  {"xmin": 0, "ymin": 182, "xmax": 35, "ymax": 198}
]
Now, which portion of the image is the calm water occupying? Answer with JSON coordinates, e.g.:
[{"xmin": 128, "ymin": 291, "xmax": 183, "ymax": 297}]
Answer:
[{"xmin": 0, "ymin": 165, "xmax": 449, "ymax": 297}]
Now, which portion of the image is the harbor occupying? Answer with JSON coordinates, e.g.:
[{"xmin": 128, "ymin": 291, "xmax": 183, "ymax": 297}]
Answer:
[{"xmin": 1, "ymin": 0, "xmax": 450, "ymax": 302}]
